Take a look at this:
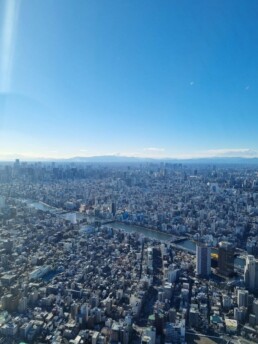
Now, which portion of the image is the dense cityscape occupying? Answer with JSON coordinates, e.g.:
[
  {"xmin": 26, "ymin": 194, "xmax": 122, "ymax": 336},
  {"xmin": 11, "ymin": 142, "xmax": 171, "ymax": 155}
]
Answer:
[{"xmin": 0, "ymin": 160, "xmax": 258, "ymax": 343}]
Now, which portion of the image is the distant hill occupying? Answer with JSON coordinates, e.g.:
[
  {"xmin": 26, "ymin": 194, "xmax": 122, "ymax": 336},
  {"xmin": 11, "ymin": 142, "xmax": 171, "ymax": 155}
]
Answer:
[
  {"xmin": 66, "ymin": 155, "xmax": 258, "ymax": 164},
  {"xmin": 1, "ymin": 155, "xmax": 258, "ymax": 164},
  {"xmin": 66, "ymin": 155, "xmax": 154, "ymax": 163}
]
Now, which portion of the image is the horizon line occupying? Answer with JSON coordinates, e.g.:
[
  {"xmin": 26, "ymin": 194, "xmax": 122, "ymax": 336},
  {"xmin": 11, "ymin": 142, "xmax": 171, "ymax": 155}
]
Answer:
[{"xmin": 1, "ymin": 153, "xmax": 258, "ymax": 162}]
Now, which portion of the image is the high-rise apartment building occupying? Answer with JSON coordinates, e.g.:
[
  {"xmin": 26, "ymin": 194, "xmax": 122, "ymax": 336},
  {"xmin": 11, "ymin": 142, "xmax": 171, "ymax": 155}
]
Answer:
[
  {"xmin": 244, "ymin": 255, "xmax": 258, "ymax": 293},
  {"xmin": 237, "ymin": 289, "xmax": 248, "ymax": 307},
  {"xmin": 196, "ymin": 244, "xmax": 211, "ymax": 277},
  {"xmin": 218, "ymin": 241, "xmax": 234, "ymax": 277}
]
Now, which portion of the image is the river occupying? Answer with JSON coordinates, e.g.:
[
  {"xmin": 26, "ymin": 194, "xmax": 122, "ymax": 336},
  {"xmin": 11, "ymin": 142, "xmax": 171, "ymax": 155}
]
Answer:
[
  {"xmin": 110, "ymin": 222, "xmax": 246, "ymax": 268},
  {"xmin": 24, "ymin": 201, "xmax": 246, "ymax": 268},
  {"xmin": 111, "ymin": 222, "xmax": 175, "ymax": 241}
]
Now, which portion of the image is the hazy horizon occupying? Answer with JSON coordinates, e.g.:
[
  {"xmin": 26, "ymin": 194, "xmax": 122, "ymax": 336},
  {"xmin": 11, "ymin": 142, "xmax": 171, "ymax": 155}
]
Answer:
[{"xmin": 2, "ymin": 150, "xmax": 258, "ymax": 162}]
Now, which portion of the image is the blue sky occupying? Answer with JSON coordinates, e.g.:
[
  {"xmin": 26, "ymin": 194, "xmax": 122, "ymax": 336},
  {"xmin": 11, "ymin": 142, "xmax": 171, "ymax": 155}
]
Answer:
[{"xmin": 1, "ymin": 0, "xmax": 258, "ymax": 159}]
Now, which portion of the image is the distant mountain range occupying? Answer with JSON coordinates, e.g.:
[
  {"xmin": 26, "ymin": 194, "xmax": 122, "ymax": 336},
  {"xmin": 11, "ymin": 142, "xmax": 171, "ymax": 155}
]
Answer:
[
  {"xmin": 1, "ymin": 155, "xmax": 258, "ymax": 164},
  {"xmin": 66, "ymin": 155, "xmax": 258, "ymax": 164},
  {"xmin": 67, "ymin": 155, "xmax": 145, "ymax": 163}
]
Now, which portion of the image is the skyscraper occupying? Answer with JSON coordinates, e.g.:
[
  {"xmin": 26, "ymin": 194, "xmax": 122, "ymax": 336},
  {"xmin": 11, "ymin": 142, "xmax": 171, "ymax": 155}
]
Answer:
[
  {"xmin": 196, "ymin": 244, "xmax": 211, "ymax": 277},
  {"xmin": 218, "ymin": 242, "xmax": 234, "ymax": 277},
  {"xmin": 244, "ymin": 255, "xmax": 258, "ymax": 294}
]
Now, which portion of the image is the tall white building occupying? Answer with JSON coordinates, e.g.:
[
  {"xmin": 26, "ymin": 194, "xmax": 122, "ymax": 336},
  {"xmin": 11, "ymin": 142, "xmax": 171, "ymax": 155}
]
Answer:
[
  {"xmin": 167, "ymin": 265, "xmax": 180, "ymax": 283},
  {"xmin": 244, "ymin": 255, "xmax": 258, "ymax": 293},
  {"xmin": 196, "ymin": 244, "xmax": 211, "ymax": 277}
]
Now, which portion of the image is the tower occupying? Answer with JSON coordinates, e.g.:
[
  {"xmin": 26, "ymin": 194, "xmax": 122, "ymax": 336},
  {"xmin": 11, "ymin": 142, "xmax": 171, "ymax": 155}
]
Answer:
[
  {"xmin": 196, "ymin": 244, "xmax": 211, "ymax": 277},
  {"xmin": 218, "ymin": 242, "xmax": 234, "ymax": 277}
]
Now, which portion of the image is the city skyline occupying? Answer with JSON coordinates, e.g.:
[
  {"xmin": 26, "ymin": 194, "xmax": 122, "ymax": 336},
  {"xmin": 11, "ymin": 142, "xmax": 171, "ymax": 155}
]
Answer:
[{"xmin": 1, "ymin": 0, "xmax": 258, "ymax": 159}]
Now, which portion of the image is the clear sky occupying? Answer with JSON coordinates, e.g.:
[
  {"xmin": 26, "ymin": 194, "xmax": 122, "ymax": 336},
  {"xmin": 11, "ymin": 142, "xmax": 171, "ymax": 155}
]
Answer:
[{"xmin": 1, "ymin": 0, "xmax": 258, "ymax": 160}]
